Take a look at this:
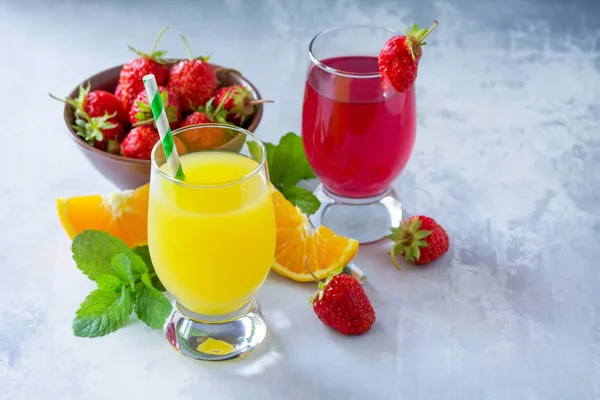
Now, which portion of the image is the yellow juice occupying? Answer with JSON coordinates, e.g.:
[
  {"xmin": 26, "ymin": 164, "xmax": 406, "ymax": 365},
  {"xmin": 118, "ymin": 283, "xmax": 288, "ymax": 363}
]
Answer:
[{"xmin": 148, "ymin": 151, "xmax": 276, "ymax": 316}]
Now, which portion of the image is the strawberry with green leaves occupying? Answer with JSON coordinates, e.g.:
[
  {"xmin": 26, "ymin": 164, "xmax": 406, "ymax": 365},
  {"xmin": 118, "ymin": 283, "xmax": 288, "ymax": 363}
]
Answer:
[
  {"xmin": 64, "ymin": 83, "xmax": 129, "ymax": 127},
  {"xmin": 118, "ymin": 26, "xmax": 170, "ymax": 110},
  {"xmin": 50, "ymin": 88, "xmax": 127, "ymax": 153},
  {"xmin": 387, "ymin": 215, "xmax": 449, "ymax": 267},
  {"xmin": 129, "ymin": 86, "xmax": 181, "ymax": 130},
  {"xmin": 180, "ymin": 93, "xmax": 230, "ymax": 128},
  {"xmin": 378, "ymin": 21, "xmax": 438, "ymax": 93},
  {"xmin": 213, "ymin": 85, "xmax": 272, "ymax": 126},
  {"xmin": 310, "ymin": 268, "xmax": 375, "ymax": 336},
  {"xmin": 70, "ymin": 231, "xmax": 171, "ymax": 338},
  {"xmin": 72, "ymin": 112, "xmax": 126, "ymax": 153},
  {"xmin": 168, "ymin": 36, "xmax": 217, "ymax": 113}
]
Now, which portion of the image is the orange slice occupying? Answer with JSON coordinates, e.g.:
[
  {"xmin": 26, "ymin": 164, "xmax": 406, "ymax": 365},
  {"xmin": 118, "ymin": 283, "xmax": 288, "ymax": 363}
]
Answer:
[
  {"xmin": 57, "ymin": 184, "xmax": 149, "ymax": 248},
  {"xmin": 271, "ymin": 188, "xmax": 359, "ymax": 282}
]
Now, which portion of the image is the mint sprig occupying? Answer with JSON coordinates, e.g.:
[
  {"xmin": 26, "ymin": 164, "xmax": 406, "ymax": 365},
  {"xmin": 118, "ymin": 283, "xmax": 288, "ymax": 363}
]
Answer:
[
  {"xmin": 133, "ymin": 245, "xmax": 166, "ymax": 292},
  {"xmin": 261, "ymin": 132, "xmax": 320, "ymax": 215},
  {"xmin": 72, "ymin": 230, "xmax": 146, "ymax": 280},
  {"xmin": 96, "ymin": 274, "xmax": 123, "ymax": 292},
  {"xmin": 72, "ymin": 286, "xmax": 134, "ymax": 337},
  {"xmin": 134, "ymin": 275, "xmax": 173, "ymax": 329},
  {"xmin": 110, "ymin": 253, "xmax": 136, "ymax": 290},
  {"xmin": 71, "ymin": 230, "xmax": 172, "ymax": 338}
]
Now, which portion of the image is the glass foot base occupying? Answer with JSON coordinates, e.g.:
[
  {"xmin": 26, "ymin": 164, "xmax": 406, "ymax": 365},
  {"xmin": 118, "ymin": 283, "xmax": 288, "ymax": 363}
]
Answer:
[
  {"xmin": 310, "ymin": 184, "xmax": 403, "ymax": 244},
  {"xmin": 164, "ymin": 298, "xmax": 267, "ymax": 361}
]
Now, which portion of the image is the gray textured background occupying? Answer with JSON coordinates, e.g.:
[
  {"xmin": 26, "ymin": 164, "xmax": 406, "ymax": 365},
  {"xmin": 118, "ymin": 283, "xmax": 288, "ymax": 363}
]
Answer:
[{"xmin": 1, "ymin": 0, "xmax": 599, "ymax": 399}]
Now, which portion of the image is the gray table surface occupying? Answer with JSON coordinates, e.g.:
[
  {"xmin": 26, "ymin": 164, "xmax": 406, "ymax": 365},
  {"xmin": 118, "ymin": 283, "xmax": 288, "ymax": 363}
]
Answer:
[{"xmin": 1, "ymin": 0, "xmax": 599, "ymax": 399}]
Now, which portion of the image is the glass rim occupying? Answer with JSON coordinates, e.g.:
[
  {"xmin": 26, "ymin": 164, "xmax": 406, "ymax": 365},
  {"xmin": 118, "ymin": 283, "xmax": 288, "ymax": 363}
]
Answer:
[
  {"xmin": 150, "ymin": 123, "xmax": 267, "ymax": 189},
  {"xmin": 308, "ymin": 24, "xmax": 400, "ymax": 79}
]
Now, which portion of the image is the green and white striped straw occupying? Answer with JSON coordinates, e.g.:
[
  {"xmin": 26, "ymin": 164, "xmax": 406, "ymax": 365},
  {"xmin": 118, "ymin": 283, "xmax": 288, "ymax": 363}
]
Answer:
[{"xmin": 142, "ymin": 74, "xmax": 185, "ymax": 180}]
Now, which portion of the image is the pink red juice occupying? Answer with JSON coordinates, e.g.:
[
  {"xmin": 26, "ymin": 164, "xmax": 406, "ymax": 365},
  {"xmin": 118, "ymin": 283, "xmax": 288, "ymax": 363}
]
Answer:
[{"xmin": 302, "ymin": 55, "xmax": 416, "ymax": 198}]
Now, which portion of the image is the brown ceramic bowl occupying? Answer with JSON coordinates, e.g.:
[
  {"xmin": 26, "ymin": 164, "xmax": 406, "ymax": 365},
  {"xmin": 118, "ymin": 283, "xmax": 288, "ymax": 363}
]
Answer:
[{"xmin": 62, "ymin": 62, "xmax": 264, "ymax": 190}]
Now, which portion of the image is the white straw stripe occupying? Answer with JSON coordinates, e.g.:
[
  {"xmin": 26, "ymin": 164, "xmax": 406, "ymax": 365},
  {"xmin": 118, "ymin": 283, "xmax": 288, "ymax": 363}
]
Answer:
[
  {"xmin": 156, "ymin": 108, "xmax": 181, "ymax": 177},
  {"xmin": 344, "ymin": 262, "xmax": 367, "ymax": 284},
  {"xmin": 142, "ymin": 74, "xmax": 183, "ymax": 179}
]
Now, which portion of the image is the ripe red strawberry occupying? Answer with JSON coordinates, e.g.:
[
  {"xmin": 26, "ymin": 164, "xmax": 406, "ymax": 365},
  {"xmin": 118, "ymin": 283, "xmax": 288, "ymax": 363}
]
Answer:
[
  {"xmin": 311, "ymin": 271, "xmax": 375, "ymax": 336},
  {"xmin": 51, "ymin": 84, "xmax": 129, "ymax": 127},
  {"xmin": 78, "ymin": 85, "xmax": 129, "ymax": 127},
  {"xmin": 378, "ymin": 21, "xmax": 438, "ymax": 93},
  {"xmin": 168, "ymin": 36, "xmax": 217, "ymax": 113},
  {"xmin": 181, "ymin": 111, "xmax": 212, "ymax": 127},
  {"xmin": 118, "ymin": 27, "xmax": 170, "ymax": 110},
  {"xmin": 118, "ymin": 84, "xmax": 144, "ymax": 113},
  {"xmin": 129, "ymin": 86, "xmax": 181, "ymax": 130},
  {"xmin": 386, "ymin": 215, "xmax": 449, "ymax": 267},
  {"xmin": 50, "ymin": 88, "xmax": 126, "ymax": 152},
  {"xmin": 72, "ymin": 113, "xmax": 126, "ymax": 152},
  {"xmin": 120, "ymin": 126, "xmax": 160, "ymax": 160},
  {"xmin": 213, "ymin": 85, "xmax": 272, "ymax": 126},
  {"xmin": 114, "ymin": 83, "xmax": 123, "ymax": 99},
  {"xmin": 180, "ymin": 93, "xmax": 230, "ymax": 127}
]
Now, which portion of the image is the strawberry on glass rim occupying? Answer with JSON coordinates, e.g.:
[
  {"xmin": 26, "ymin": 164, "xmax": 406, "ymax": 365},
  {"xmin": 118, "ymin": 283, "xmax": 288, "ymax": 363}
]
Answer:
[{"xmin": 378, "ymin": 20, "xmax": 438, "ymax": 92}]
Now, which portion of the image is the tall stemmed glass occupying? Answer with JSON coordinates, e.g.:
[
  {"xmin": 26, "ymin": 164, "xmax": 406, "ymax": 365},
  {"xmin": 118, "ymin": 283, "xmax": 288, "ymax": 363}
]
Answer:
[{"xmin": 302, "ymin": 25, "xmax": 415, "ymax": 243}]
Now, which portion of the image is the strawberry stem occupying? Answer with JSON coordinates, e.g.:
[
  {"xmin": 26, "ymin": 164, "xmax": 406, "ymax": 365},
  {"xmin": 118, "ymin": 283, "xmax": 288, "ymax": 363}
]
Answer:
[
  {"xmin": 150, "ymin": 26, "xmax": 169, "ymax": 54},
  {"xmin": 249, "ymin": 99, "xmax": 274, "ymax": 105},
  {"xmin": 304, "ymin": 258, "xmax": 322, "ymax": 283},
  {"xmin": 49, "ymin": 93, "xmax": 92, "ymax": 121},
  {"xmin": 418, "ymin": 20, "xmax": 438, "ymax": 43},
  {"xmin": 180, "ymin": 35, "xmax": 193, "ymax": 60},
  {"xmin": 389, "ymin": 243, "xmax": 402, "ymax": 270},
  {"xmin": 48, "ymin": 92, "xmax": 68, "ymax": 104},
  {"xmin": 213, "ymin": 90, "xmax": 230, "ymax": 116}
]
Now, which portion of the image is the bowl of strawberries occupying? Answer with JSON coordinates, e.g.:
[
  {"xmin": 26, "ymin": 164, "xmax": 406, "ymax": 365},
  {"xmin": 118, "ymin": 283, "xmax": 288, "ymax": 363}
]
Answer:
[{"xmin": 56, "ymin": 28, "xmax": 269, "ymax": 190}]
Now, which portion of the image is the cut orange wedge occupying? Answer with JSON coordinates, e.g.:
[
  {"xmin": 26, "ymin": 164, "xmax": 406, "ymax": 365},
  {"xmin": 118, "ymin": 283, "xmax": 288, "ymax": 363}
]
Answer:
[
  {"xmin": 271, "ymin": 188, "xmax": 359, "ymax": 282},
  {"xmin": 57, "ymin": 184, "xmax": 149, "ymax": 248}
]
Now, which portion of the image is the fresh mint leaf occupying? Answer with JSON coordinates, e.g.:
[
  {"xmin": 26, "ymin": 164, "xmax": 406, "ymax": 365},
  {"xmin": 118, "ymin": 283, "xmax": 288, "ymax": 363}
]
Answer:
[
  {"xmin": 133, "ymin": 245, "xmax": 166, "ymax": 292},
  {"xmin": 263, "ymin": 132, "xmax": 321, "ymax": 211},
  {"xmin": 283, "ymin": 186, "xmax": 321, "ymax": 215},
  {"xmin": 72, "ymin": 230, "xmax": 147, "ymax": 281},
  {"xmin": 134, "ymin": 275, "xmax": 172, "ymax": 329},
  {"xmin": 270, "ymin": 132, "xmax": 311, "ymax": 189},
  {"xmin": 110, "ymin": 254, "xmax": 135, "ymax": 290},
  {"xmin": 303, "ymin": 165, "xmax": 317, "ymax": 180},
  {"xmin": 96, "ymin": 274, "xmax": 123, "ymax": 292},
  {"xmin": 149, "ymin": 274, "xmax": 166, "ymax": 292},
  {"xmin": 72, "ymin": 285, "xmax": 134, "ymax": 337},
  {"xmin": 264, "ymin": 142, "xmax": 277, "ymax": 172},
  {"xmin": 133, "ymin": 245, "xmax": 152, "ymax": 270}
]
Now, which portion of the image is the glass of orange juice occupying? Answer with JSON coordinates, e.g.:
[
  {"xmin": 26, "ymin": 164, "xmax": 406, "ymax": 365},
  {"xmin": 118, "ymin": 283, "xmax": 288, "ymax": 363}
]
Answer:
[{"xmin": 148, "ymin": 123, "xmax": 276, "ymax": 361}]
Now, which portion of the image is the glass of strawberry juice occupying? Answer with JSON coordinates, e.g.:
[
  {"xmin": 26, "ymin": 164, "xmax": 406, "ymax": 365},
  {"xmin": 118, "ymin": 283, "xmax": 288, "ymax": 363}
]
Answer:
[
  {"xmin": 302, "ymin": 25, "xmax": 415, "ymax": 243},
  {"xmin": 148, "ymin": 124, "xmax": 276, "ymax": 361}
]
